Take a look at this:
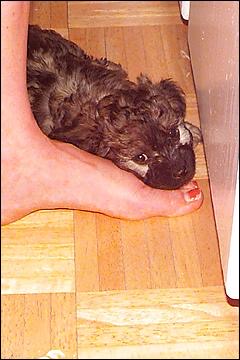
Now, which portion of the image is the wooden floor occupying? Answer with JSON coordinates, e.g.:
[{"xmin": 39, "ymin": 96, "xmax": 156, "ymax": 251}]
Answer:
[{"xmin": 1, "ymin": 2, "xmax": 239, "ymax": 359}]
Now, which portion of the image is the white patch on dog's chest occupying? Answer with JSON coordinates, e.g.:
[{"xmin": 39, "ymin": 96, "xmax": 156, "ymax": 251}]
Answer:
[{"xmin": 125, "ymin": 160, "xmax": 149, "ymax": 177}]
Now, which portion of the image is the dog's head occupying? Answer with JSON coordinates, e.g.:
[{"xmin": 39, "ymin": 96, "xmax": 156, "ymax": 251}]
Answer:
[{"xmin": 97, "ymin": 76, "xmax": 202, "ymax": 190}]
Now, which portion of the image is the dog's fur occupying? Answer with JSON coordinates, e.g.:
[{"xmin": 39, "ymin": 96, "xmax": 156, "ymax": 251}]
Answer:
[{"xmin": 27, "ymin": 25, "xmax": 202, "ymax": 190}]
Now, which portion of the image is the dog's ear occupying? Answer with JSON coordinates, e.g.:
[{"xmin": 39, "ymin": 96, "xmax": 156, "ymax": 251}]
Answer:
[
  {"xmin": 136, "ymin": 75, "xmax": 186, "ymax": 126},
  {"xmin": 184, "ymin": 121, "xmax": 203, "ymax": 148},
  {"xmin": 97, "ymin": 94, "xmax": 130, "ymax": 125},
  {"xmin": 97, "ymin": 95, "xmax": 116, "ymax": 119},
  {"xmin": 97, "ymin": 95, "xmax": 117, "ymax": 126},
  {"xmin": 51, "ymin": 93, "xmax": 81, "ymax": 130},
  {"xmin": 137, "ymin": 76, "xmax": 186, "ymax": 116},
  {"xmin": 155, "ymin": 79, "xmax": 186, "ymax": 120}
]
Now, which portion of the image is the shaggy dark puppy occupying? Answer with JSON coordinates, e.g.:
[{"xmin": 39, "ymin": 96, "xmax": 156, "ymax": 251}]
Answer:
[{"xmin": 27, "ymin": 25, "xmax": 202, "ymax": 190}]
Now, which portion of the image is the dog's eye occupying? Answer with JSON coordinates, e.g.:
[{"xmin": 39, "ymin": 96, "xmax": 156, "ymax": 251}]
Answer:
[
  {"xmin": 169, "ymin": 128, "xmax": 179, "ymax": 138},
  {"xmin": 134, "ymin": 153, "xmax": 148, "ymax": 163}
]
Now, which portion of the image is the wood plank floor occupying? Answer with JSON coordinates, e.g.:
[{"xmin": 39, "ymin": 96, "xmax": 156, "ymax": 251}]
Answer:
[{"xmin": 1, "ymin": 1, "xmax": 239, "ymax": 359}]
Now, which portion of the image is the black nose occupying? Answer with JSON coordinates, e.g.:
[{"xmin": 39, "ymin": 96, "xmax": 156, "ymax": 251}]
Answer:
[{"xmin": 173, "ymin": 167, "xmax": 187, "ymax": 178}]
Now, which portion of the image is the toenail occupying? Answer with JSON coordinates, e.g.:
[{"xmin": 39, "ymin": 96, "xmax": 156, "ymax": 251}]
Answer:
[{"xmin": 184, "ymin": 188, "xmax": 202, "ymax": 202}]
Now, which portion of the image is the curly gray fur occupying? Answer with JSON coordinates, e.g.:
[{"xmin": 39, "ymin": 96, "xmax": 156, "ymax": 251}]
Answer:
[{"xmin": 27, "ymin": 25, "xmax": 202, "ymax": 190}]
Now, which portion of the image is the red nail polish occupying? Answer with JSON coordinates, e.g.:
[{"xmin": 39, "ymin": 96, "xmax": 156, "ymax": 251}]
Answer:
[{"xmin": 184, "ymin": 188, "xmax": 202, "ymax": 202}]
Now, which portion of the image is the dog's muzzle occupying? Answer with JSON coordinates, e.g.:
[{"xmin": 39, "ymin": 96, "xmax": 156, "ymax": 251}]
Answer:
[{"xmin": 144, "ymin": 145, "xmax": 196, "ymax": 190}]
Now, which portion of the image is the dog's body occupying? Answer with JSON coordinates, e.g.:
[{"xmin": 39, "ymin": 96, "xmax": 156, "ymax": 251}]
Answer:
[{"xmin": 27, "ymin": 25, "xmax": 202, "ymax": 189}]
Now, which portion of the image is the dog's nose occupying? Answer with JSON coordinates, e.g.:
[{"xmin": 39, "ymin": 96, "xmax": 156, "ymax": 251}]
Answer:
[{"xmin": 173, "ymin": 167, "xmax": 187, "ymax": 179}]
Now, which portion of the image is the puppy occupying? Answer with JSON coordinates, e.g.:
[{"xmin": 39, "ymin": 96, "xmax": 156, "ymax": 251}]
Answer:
[{"xmin": 27, "ymin": 25, "xmax": 202, "ymax": 190}]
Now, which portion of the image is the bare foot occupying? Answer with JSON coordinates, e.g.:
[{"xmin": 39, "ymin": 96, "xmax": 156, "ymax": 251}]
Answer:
[
  {"xmin": 53, "ymin": 140, "xmax": 203, "ymax": 218},
  {"xmin": 1, "ymin": 103, "xmax": 203, "ymax": 225}
]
